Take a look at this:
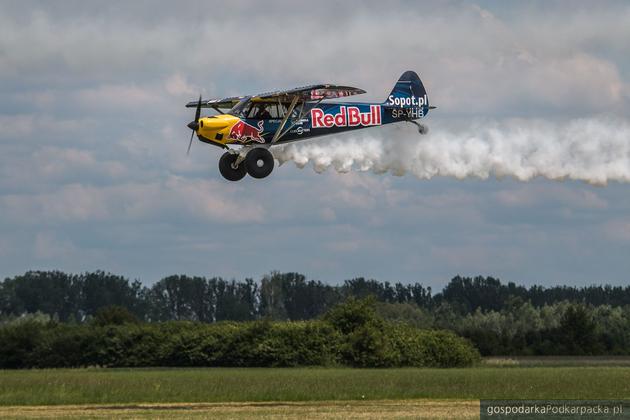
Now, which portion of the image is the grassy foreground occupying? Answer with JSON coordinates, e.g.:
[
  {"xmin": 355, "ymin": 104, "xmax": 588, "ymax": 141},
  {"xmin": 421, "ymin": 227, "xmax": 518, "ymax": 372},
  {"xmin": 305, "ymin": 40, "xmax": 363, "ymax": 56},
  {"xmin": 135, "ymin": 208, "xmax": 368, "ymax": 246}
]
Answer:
[
  {"xmin": 1, "ymin": 367, "xmax": 630, "ymax": 406},
  {"xmin": 0, "ymin": 401, "xmax": 480, "ymax": 419}
]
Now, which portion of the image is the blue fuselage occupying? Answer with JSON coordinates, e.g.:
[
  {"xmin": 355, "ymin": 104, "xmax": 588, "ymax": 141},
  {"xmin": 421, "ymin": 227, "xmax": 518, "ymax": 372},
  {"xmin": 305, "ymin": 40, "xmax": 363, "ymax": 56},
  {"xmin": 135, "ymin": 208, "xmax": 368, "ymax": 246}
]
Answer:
[{"xmin": 236, "ymin": 101, "xmax": 429, "ymax": 145}]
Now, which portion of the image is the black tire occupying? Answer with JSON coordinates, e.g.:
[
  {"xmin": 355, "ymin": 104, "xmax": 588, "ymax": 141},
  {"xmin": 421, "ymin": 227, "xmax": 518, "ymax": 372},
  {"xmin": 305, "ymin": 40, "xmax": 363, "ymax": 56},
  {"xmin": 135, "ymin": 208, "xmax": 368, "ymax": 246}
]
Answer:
[
  {"xmin": 219, "ymin": 152, "xmax": 247, "ymax": 181},
  {"xmin": 245, "ymin": 148, "xmax": 274, "ymax": 179}
]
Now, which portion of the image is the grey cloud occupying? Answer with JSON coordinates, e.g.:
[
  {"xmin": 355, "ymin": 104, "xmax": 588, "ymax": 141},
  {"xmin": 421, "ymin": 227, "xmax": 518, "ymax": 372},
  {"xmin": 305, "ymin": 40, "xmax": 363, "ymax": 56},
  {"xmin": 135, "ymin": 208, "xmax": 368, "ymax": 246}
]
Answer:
[
  {"xmin": 0, "ymin": 176, "xmax": 266, "ymax": 226},
  {"xmin": 2, "ymin": 2, "xmax": 629, "ymax": 116},
  {"xmin": 1, "ymin": 1, "xmax": 629, "ymax": 286}
]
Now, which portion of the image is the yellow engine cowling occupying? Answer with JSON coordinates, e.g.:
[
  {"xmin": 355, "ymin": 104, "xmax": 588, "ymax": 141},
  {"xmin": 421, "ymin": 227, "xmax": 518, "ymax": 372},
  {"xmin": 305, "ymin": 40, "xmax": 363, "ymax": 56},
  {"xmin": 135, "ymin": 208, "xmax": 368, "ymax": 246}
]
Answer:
[{"xmin": 196, "ymin": 114, "xmax": 241, "ymax": 146}]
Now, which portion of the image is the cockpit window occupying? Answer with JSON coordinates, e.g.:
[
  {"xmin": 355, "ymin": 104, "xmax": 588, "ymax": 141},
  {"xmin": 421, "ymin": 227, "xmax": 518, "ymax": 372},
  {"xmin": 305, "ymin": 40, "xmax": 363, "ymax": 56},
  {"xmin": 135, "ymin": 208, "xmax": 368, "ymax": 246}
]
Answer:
[
  {"xmin": 228, "ymin": 97, "xmax": 251, "ymax": 117},
  {"xmin": 229, "ymin": 99, "xmax": 302, "ymax": 120},
  {"xmin": 245, "ymin": 103, "xmax": 286, "ymax": 119},
  {"xmin": 245, "ymin": 104, "xmax": 270, "ymax": 119}
]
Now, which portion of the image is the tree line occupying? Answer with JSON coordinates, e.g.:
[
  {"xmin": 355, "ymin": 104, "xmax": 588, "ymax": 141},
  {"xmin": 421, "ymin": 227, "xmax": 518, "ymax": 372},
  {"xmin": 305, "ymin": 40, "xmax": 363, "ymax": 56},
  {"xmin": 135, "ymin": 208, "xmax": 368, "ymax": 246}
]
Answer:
[
  {"xmin": 3, "ymin": 270, "xmax": 630, "ymax": 357},
  {"xmin": 376, "ymin": 300, "xmax": 630, "ymax": 356},
  {"xmin": 0, "ymin": 298, "xmax": 479, "ymax": 369},
  {"xmin": 3, "ymin": 271, "xmax": 630, "ymax": 323}
]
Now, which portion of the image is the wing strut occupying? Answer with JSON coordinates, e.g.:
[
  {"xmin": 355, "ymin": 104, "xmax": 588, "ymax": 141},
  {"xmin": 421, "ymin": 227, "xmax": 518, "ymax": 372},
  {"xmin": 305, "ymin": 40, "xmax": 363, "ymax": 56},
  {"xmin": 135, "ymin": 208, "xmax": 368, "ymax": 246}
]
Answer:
[
  {"xmin": 277, "ymin": 98, "xmax": 321, "ymax": 140},
  {"xmin": 269, "ymin": 95, "xmax": 300, "ymax": 145}
]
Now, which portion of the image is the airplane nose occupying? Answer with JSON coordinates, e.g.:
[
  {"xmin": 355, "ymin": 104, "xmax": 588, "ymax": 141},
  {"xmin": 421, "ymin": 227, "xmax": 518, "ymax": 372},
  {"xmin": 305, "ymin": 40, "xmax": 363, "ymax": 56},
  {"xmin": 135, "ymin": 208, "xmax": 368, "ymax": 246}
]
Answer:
[{"xmin": 187, "ymin": 120, "xmax": 199, "ymax": 131}]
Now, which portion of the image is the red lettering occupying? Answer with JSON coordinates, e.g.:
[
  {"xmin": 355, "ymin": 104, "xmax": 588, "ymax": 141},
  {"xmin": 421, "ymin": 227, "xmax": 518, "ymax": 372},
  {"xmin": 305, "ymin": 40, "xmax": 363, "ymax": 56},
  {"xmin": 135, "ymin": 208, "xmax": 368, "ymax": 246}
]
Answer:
[
  {"xmin": 348, "ymin": 107, "xmax": 360, "ymax": 126},
  {"xmin": 311, "ymin": 108, "xmax": 324, "ymax": 128},
  {"xmin": 335, "ymin": 106, "xmax": 346, "ymax": 126},
  {"xmin": 361, "ymin": 111, "xmax": 371, "ymax": 126},
  {"xmin": 311, "ymin": 106, "xmax": 382, "ymax": 128}
]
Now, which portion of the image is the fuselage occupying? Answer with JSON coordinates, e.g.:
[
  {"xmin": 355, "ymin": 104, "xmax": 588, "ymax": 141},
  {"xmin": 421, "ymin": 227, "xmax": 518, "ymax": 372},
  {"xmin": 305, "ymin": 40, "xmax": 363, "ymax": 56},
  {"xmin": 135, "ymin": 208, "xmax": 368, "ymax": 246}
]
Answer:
[{"xmin": 195, "ymin": 101, "xmax": 429, "ymax": 149}]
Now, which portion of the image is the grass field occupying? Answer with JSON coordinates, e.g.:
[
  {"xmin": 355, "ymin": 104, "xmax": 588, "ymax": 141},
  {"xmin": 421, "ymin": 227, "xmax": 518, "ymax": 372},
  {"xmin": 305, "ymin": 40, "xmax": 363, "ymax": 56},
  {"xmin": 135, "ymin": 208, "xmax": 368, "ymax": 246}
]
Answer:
[
  {"xmin": 0, "ymin": 401, "xmax": 480, "ymax": 419},
  {"xmin": 1, "ymin": 363, "xmax": 629, "ymax": 418},
  {"xmin": 2, "ymin": 365, "xmax": 630, "ymax": 405},
  {"xmin": 483, "ymin": 356, "xmax": 630, "ymax": 367}
]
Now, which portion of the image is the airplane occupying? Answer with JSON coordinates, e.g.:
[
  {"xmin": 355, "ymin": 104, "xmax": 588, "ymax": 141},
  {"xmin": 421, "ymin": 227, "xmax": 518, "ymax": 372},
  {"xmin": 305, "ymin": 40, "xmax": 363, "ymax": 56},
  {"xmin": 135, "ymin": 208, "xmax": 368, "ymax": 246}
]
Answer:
[{"xmin": 185, "ymin": 71, "xmax": 434, "ymax": 181}]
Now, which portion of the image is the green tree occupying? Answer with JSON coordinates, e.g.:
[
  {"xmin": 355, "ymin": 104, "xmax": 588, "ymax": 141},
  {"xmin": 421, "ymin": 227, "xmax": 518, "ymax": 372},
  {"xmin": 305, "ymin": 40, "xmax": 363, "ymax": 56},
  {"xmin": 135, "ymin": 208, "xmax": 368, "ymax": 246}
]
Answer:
[
  {"xmin": 148, "ymin": 275, "xmax": 210, "ymax": 321},
  {"xmin": 557, "ymin": 304, "xmax": 600, "ymax": 355},
  {"xmin": 375, "ymin": 302, "xmax": 434, "ymax": 329},
  {"xmin": 93, "ymin": 305, "xmax": 139, "ymax": 326},
  {"xmin": 259, "ymin": 273, "xmax": 288, "ymax": 320},
  {"xmin": 81, "ymin": 271, "xmax": 146, "ymax": 319},
  {"xmin": 0, "ymin": 271, "xmax": 81, "ymax": 321}
]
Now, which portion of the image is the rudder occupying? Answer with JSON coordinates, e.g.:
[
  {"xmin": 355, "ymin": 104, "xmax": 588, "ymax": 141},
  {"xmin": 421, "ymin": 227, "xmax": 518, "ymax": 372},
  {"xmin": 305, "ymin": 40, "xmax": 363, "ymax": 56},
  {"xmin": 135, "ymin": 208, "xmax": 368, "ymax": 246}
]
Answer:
[{"xmin": 384, "ymin": 71, "xmax": 429, "ymax": 110}]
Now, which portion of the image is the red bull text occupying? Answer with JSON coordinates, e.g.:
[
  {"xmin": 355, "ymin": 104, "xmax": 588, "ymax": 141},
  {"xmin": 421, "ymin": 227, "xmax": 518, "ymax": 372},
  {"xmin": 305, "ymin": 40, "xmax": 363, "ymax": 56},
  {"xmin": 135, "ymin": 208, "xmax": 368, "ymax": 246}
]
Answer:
[{"xmin": 311, "ymin": 105, "xmax": 381, "ymax": 129}]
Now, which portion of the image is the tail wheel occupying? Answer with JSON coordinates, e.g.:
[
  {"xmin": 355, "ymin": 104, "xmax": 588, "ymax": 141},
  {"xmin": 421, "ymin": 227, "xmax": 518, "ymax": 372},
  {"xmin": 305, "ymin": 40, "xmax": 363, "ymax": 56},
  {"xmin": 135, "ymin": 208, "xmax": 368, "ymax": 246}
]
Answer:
[
  {"xmin": 219, "ymin": 152, "xmax": 247, "ymax": 181},
  {"xmin": 245, "ymin": 148, "xmax": 274, "ymax": 179}
]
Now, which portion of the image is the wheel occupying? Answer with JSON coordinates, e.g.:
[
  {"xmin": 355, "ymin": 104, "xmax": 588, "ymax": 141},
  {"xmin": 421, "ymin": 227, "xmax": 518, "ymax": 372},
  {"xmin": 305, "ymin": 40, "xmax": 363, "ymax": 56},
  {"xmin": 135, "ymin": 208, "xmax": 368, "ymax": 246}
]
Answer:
[
  {"xmin": 219, "ymin": 152, "xmax": 247, "ymax": 181},
  {"xmin": 245, "ymin": 148, "xmax": 274, "ymax": 179}
]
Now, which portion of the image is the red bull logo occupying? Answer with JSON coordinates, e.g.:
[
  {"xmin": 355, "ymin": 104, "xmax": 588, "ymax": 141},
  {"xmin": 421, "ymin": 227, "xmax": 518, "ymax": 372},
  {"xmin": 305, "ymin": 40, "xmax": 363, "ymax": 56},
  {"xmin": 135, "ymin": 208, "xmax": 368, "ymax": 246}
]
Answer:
[
  {"xmin": 228, "ymin": 120, "xmax": 265, "ymax": 143},
  {"xmin": 311, "ymin": 105, "xmax": 381, "ymax": 129}
]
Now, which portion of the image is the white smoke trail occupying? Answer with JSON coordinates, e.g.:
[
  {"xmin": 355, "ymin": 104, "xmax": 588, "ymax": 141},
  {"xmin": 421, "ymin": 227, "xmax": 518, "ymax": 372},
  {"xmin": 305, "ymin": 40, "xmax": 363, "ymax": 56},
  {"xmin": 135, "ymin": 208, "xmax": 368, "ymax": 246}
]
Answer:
[{"xmin": 272, "ymin": 118, "xmax": 630, "ymax": 185}]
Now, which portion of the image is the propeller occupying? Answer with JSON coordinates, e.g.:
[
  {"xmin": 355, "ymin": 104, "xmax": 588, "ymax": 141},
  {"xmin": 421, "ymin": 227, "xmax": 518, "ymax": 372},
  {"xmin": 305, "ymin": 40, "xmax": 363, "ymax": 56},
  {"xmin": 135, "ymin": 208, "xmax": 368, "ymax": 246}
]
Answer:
[{"xmin": 186, "ymin": 95, "xmax": 202, "ymax": 155}]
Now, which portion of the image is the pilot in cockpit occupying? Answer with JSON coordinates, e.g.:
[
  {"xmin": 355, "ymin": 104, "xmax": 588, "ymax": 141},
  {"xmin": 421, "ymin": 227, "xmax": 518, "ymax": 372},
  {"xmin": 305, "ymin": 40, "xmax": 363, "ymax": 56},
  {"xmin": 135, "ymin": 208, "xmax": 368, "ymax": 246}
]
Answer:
[{"xmin": 255, "ymin": 104, "xmax": 272, "ymax": 119}]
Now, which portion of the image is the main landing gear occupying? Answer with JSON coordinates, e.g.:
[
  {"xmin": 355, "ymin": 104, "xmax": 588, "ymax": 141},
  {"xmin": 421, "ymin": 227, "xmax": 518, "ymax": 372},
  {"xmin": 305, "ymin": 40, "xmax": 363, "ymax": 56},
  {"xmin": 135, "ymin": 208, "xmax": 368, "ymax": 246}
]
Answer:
[
  {"xmin": 218, "ymin": 152, "xmax": 247, "ymax": 181},
  {"xmin": 218, "ymin": 147, "xmax": 275, "ymax": 181}
]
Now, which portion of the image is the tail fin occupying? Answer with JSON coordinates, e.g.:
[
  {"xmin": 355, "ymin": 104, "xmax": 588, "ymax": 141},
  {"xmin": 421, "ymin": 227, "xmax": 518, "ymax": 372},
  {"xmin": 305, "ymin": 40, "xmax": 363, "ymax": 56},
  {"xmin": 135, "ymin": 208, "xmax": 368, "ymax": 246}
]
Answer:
[{"xmin": 384, "ymin": 71, "xmax": 429, "ymax": 111}]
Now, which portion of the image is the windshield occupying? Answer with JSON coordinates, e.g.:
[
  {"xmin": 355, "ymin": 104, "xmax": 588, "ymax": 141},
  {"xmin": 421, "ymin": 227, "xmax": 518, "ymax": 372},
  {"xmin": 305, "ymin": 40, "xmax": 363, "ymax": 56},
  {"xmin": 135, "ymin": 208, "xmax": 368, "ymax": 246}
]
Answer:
[{"xmin": 227, "ymin": 97, "xmax": 252, "ymax": 117}]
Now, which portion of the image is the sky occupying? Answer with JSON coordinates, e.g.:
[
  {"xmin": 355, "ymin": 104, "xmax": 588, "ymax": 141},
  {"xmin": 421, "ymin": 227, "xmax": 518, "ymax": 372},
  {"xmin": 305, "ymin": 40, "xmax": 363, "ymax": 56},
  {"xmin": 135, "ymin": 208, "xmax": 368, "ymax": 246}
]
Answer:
[{"xmin": 1, "ymin": 0, "xmax": 630, "ymax": 288}]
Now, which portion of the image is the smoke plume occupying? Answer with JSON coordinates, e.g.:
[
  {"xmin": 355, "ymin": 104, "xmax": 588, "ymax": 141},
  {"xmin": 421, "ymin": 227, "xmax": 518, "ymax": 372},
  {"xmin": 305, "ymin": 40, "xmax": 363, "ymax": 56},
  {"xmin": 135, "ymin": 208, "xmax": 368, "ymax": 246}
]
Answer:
[{"xmin": 273, "ymin": 118, "xmax": 630, "ymax": 185}]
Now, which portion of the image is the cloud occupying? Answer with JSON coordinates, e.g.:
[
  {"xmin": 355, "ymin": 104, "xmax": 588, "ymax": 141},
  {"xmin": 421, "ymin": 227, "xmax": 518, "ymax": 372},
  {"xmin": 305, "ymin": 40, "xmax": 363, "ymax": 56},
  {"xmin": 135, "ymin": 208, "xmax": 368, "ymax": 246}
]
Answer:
[
  {"xmin": 164, "ymin": 74, "xmax": 197, "ymax": 97},
  {"xmin": 34, "ymin": 231, "xmax": 79, "ymax": 260},
  {"xmin": 1, "ymin": 1, "xmax": 630, "ymax": 285},
  {"xmin": 429, "ymin": 243, "xmax": 524, "ymax": 273},
  {"xmin": 0, "ymin": 237, "xmax": 8, "ymax": 258},
  {"xmin": 0, "ymin": 146, "xmax": 127, "ymax": 194},
  {"xmin": 0, "ymin": 175, "xmax": 265, "ymax": 225},
  {"xmin": 602, "ymin": 219, "xmax": 630, "ymax": 242},
  {"xmin": 0, "ymin": 114, "xmax": 89, "ymax": 141},
  {"xmin": 1, "ymin": 2, "xmax": 628, "ymax": 116},
  {"xmin": 75, "ymin": 84, "xmax": 164, "ymax": 110},
  {"xmin": 495, "ymin": 185, "xmax": 608, "ymax": 210},
  {"xmin": 327, "ymin": 240, "xmax": 363, "ymax": 253},
  {"xmin": 33, "ymin": 147, "xmax": 126, "ymax": 178}
]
